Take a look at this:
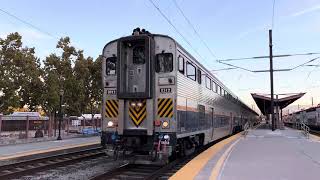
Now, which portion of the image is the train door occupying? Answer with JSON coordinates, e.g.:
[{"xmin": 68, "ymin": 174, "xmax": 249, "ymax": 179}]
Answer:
[
  {"xmin": 211, "ymin": 108, "xmax": 214, "ymax": 139},
  {"xmin": 116, "ymin": 35, "xmax": 155, "ymax": 135}
]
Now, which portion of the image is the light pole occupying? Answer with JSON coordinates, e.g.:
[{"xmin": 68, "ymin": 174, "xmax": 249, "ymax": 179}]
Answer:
[{"xmin": 57, "ymin": 89, "xmax": 64, "ymax": 140}]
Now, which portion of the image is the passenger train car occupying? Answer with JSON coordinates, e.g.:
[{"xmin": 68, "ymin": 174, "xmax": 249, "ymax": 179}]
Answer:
[
  {"xmin": 283, "ymin": 105, "xmax": 320, "ymax": 130},
  {"xmin": 101, "ymin": 28, "xmax": 258, "ymax": 163}
]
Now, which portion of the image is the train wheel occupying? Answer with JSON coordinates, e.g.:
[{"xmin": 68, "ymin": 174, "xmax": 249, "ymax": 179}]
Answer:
[
  {"xmin": 184, "ymin": 139, "xmax": 195, "ymax": 156},
  {"xmin": 177, "ymin": 139, "xmax": 185, "ymax": 157}
]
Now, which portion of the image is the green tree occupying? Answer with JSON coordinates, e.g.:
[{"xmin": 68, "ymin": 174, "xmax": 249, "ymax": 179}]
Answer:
[{"xmin": 0, "ymin": 32, "xmax": 43, "ymax": 114}]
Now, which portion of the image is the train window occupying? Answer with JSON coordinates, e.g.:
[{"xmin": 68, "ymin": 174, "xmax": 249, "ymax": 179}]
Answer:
[
  {"xmin": 186, "ymin": 62, "xmax": 196, "ymax": 81},
  {"xmin": 106, "ymin": 57, "xmax": 117, "ymax": 75},
  {"xmin": 219, "ymin": 87, "xmax": 223, "ymax": 96},
  {"xmin": 197, "ymin": 69, "xmax": 202, "ymax": 84},
  {"xmin": 156, "ymin": 53, "xmax": 173, "ymax": 73},
  {"xmin": 205, "ymin": 76, "xmax": 211, "ymax": 90},
  {"xmin": 213, "ymin": 82, "xmax": 217, "ymax": 92},
  {"xmin": 133, "ymin": 45, "xmax": 145, "ymax": 64},
  {"xmin": 178, "ymin": 56, "xmax": 184, "ymax": 74}
]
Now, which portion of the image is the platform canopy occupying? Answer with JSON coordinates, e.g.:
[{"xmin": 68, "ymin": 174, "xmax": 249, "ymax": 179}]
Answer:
[{"xmin": 251, "ymin": 93, "xmax": 305, "ymax": 115}]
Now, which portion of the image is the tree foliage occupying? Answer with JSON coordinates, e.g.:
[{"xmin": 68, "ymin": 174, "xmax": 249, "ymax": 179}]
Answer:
[{"xmin": 0, "ymin": 33, "xmax": 102, "ymax": 116}]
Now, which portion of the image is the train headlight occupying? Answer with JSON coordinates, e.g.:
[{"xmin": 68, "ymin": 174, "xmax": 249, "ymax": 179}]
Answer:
[
  {"xmin": 137, "ymin": 102, "xmax": 143, "ymax": 107},
  {"xmin": 164, "ymin": 134, "xmax": 170, "ymax": 140},
  {"xmin": 162, "ymin": 121, "xmax": 169, "ymax": 128},
  {"xmin": 131, "ymin": 102, "xmax": 136, "ymax": 107},
  {"xmin": 107, "ymin": 121, "xmax": 114, "ymax": 127}
]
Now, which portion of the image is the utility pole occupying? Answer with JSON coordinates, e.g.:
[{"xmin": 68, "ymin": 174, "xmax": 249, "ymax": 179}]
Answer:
[
  {"xmin": 312, "ymin": 97, "xmax": 314, "ymax": 106},
  {"xmin": 269, "ymin": 29, "xmax": 275, "ymax": 131}
]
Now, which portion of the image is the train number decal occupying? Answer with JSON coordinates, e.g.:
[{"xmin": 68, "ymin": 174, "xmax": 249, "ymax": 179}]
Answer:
[
  {"xmin": 107, "ymin": 90, "xmax": 116, "ymax": 95},
  {"xmin": 160, "ymin": 88, "xmax": 171, "ymax": 93}
]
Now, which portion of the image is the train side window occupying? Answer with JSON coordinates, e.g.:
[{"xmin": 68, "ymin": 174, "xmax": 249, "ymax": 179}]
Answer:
[
  {"xmin": 178, "ymin": 56, "xmax": 184, "ymax": 74},
  {"xmin": 213, "ymin": 82, "xmax": 217, "ymax": 93},
  {"xmin": 106, "ymin": 57, "xmax": 117, "ymax": 75},
  {"xmin": 205, "ymin": 76, "xmax": 211, "ymax": 90},
  {"xmin": 219, "ymin": 87, "xmax": 223, "ymax": 96},
  {"xmin": 186, "ymin": 62, "xmax": 196, "ymax": 81},
  {"xmin": 197, "ymin": 69, "xmax": 202, "ymax": 84},
  {"xmin": 156, "ymin": 53, "xmax": 173, "ymax": 73}
]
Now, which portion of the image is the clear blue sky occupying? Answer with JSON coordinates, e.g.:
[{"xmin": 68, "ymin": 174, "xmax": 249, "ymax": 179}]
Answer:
[{"xmin": 1, "ymin": 0, "xmax": 320, "ymax": 112}]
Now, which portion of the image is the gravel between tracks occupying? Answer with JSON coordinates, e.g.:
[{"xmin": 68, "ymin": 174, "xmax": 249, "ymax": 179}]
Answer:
[{"xmin": 16, "ymin": 156, "xmax": 128, "ymax": 180}]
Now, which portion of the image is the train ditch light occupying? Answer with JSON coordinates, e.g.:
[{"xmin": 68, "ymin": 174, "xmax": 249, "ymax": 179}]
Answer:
[
  {"xmin": 107, "ymin": 121, "xmax": 114, "ymax": 127},
  {"xmin": 162, "ymin": 120, "xmax": 169, "ymax": 128}
]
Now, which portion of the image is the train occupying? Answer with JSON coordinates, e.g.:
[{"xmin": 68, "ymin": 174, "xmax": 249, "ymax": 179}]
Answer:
[
  {"xmin": 101, "ymin": 28, "xmax": 259, "ymax": 163},
  {"xmin": 283, "ymin": 105, "xmax": 320, "ymax": 130}
]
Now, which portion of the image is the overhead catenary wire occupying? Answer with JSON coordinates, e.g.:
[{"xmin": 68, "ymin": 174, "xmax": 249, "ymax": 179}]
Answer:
[
  {"xmin": 306, "ymin": 59, "xmax": 320, "ymax": 79},
  {"xmin": 217, "ymin": 52, "xmax": 320, "ymax": 62},
  {"xmin": 172, "ymin": 0, "xmax": 217, "ymax": 59},
  {"xmin": 148, "ymin": 0, "xmax": 212, "ymax": 67},
  {"xmin": 271, "ymin": 0, "xmax": 276, "ymax": 29},
  {"xmin": 0, "ymin": 7, "xmax": 83, "ymax": 51},
  {"xmin": 291, "ymin": 56, "xmax": 320, "ymax": 70},
  {"xmin": 0, "ymin": 8, "xmax": 58, "ymax": 39},
  {"xmin": 217, "ymin": 56, "xmax": 320, "ymax": 73}
]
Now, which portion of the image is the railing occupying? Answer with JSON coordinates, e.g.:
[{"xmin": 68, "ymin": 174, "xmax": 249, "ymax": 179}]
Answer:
[
  {"xmin": 242, "ymin": 122, "xmax": 250, "ymax": 136},
  {"xmin": 295, "ymin": 122, "xmax": 310, "ymax": 138}
]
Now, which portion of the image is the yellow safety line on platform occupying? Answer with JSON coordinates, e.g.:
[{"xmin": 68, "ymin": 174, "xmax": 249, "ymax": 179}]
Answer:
[
  {"xmin": 209, "ymin": 138, "xmax": 240, "ymax": 180},
  {"xmin": 169, "ymin": 133, "xmax": 241, "ymax": 180},
  {"xmin": 310, "ymin": 134, "xmax": 320, "ymax": 142},
  {"xmin": 0, "ymin": 141, "xmax": 99, "ymax": 161}
]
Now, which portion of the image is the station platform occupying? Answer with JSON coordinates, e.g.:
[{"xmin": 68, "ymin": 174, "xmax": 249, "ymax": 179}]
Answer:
[
  {"xmin": 170, "ymin": 124, "xmax": 320, "ymax": 180},
  {"xmin": 0, "ymin": 136, "xmax": 100, "ymax": 165}
]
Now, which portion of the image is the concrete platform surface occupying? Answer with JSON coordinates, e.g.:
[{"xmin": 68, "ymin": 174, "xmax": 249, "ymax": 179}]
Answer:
[
  {"xmin": 171, "ymin": 125, "xmax": 320, "ymax": 180},
  {"xmin": 0, "ymin": 136, "xmax": 100, "ymax": 163}
]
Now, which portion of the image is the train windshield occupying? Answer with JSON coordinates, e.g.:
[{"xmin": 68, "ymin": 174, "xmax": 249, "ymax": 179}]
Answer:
[
  {"xmin": 106, "ymin": 57, "xmax": 117, "ymax": 75},
  {"xmin": 133, "ymin": 45, "xmax": 146, "ymax": 64},
  {"xmin": 156, "ymin": 53, "xmax": 173, "ymax": 73}
]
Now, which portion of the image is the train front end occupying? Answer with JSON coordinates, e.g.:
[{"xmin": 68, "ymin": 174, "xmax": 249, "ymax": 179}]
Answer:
[{"xmin": 101, "ymin": 29, "xmax": 176, "ymax": 163}]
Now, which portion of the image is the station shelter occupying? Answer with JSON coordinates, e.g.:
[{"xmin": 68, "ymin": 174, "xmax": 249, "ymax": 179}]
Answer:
[{"xmin": 251, "ymin": 93, "xmax": 305, "ymax": 129}]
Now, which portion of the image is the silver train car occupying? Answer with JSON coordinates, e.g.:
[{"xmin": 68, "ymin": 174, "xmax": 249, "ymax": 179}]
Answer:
[
  {"xmin": 284, "ymin": 106, "xmax": 320, "ymax": 130},
  {"xmin": 101, "ymin": 28, "xmax": 258, "ymax": 163}
]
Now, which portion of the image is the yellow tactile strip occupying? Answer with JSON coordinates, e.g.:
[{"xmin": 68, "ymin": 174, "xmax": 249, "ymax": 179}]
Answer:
[
  {"xmin": 170, "ymin": 133, "xmax": 241, "ymax": 180},
  {"xmin": 0, "ymin": 141, "xmax": 99, "ymax": 161},
  {"xmin": 210, "ymin": 138, "xmax": 240, "ymax": 179},
  {"xmin": 310, "ymin": 134, "xmax": 320, "ymax": 141}
]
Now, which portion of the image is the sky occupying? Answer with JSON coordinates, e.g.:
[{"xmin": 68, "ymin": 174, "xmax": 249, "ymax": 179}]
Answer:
[{"xmin": 1, "ymin": 0, "xmax": 320, "ymax": 114}]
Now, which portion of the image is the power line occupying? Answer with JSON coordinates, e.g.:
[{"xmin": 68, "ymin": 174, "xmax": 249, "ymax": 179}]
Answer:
[
  {"xmin": 306, "ymin": 59, "xmax": 320, "ymax": 79},
  {"xmin": 271, "ymin": 0, "xmax": 276, "ymax": 29},
  {"xmin": 217, "ymin": 56, "xmax": 320, "ymax": 73},
  {"xmin": 210, "ymin": 67, "xmax": 237, "ymax": 72},
  {"xmin": 148, "ymin": 0, "xmax": 210, "ymax": 66},
  {"xmin": 217, "ymin": 61, "xmax": 253, "ymax": 73},
  {"xmin": 0, "ymin": 8, "xmax": 58, "ymax": 39},
  {"xmin": 217, "ymin": 52, "xmax": 320, "ymax": 62},
  {"xmin": 0, "ymin": 8, "xmax": 85, "ymax": 52},
  {"xmin": 172, "ymin": 0, "xmax": 217, "ymax": 58},
  {"xmin": 291, "ymin": 56, "xmax": 320, "ymax": 70}
]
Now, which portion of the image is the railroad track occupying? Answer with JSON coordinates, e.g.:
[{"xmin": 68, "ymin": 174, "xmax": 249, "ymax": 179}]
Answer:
[
  {"xmin": 0, "ymin": 146, "xmax": 105, "ymax": 179},
  {"xmin": 91, "ymin": 136, "xmax": 230, "ymax": 180}
]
